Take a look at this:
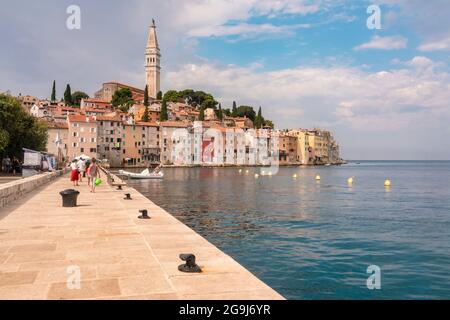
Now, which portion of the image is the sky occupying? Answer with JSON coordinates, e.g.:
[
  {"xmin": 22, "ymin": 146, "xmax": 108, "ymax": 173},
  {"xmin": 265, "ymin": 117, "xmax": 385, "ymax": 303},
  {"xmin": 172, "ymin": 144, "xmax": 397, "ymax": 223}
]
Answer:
[{"xmin": 1, "ymin": 0, "xmax": 450, "ymax": 160}]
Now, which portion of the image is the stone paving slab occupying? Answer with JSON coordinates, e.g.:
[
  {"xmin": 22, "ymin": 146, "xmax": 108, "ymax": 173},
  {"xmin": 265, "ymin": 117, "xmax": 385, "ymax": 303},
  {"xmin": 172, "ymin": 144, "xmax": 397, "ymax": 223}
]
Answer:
[{"xmin": 0, "ymin": 172, "xmax": 284, "ymax": 300}]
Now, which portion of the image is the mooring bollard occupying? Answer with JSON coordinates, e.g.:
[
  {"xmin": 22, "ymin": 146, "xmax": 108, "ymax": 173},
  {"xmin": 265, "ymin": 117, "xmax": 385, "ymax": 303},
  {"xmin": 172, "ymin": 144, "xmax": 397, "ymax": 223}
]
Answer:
[
  {"xmin": 178, "ymin": 254, "xmax": 202, "ymax": 273},
  {"xmin": 59, "ymin": 189, "xmax": 80, "ymax": 208},
  {"xmin": 124, "ymin": 193, "xmax": 132, "ymax": 200},
  {"xmin": 117, "ymin": 185, "xmax": 123, "ymax": 190},
  {"xmin": 138, "ymin": 209, "xmax": 150, "ymax": 219}
]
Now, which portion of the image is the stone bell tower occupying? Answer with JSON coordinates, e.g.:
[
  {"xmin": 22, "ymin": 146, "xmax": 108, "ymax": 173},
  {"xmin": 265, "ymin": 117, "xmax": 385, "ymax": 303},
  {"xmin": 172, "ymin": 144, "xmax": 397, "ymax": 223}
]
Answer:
[{"xmin": 145, "ymin": 19, "xmax": 161, "ymax": 98}]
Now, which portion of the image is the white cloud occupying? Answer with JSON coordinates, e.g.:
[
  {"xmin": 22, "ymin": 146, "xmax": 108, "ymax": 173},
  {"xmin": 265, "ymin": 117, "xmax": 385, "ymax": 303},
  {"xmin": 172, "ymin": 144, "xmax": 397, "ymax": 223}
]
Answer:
[
  {"xmin": 354, "ymin": 35, "xmax": 408, "ymax": 51},
  {"xmin": 189, "ymin": 22, "xmax": 310, "ymax": 39},
  {"xmin": 418, "ymin": 36, "xmax": 450, "ymax": 51},
  {"xmin": 164, "ymin": 57, "xmax": 450, "ymax": 131}
]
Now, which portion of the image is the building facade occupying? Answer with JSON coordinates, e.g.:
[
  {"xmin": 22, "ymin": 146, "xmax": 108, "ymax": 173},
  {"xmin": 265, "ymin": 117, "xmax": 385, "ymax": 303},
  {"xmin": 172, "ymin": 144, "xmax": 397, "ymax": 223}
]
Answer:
[{"xmin": 67, "ymin": 115, "xmax": 98, "ymax": 159}]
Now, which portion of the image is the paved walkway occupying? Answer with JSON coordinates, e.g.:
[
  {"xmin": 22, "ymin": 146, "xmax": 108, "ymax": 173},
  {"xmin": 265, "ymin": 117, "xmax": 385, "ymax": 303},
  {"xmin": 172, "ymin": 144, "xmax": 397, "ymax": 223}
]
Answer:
[{"xmin": 0, "ymin": 173, "xmax": 284, "ymax": 300}]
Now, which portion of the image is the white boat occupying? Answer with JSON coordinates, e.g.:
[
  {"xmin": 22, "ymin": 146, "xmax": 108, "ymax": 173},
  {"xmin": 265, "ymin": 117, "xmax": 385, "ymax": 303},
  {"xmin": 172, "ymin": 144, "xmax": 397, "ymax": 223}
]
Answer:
[{"xmin": 119, "ymin": 168, "xmax": 164, "ymax": 179}]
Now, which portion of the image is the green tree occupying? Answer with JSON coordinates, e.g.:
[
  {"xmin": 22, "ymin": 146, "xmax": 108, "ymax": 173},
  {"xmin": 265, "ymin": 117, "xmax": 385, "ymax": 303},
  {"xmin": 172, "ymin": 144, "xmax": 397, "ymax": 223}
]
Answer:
[
  {"xmin": 159, "ymin": 99, "xmax": 169, "ymax": 121},
  {"xmin": 144, "ymin": 85, "xmax": 150, "ymax": 107},
  {"xmin": 142, "ymin": 86, "xmax": 150, "ymax": 122},
  {"xmin": 216, "ymin": 103, "xmax": 223, "ymax": 121},
  {"xmin": 0, "ymin": 94, "xmax": 48, "ymax": 160},
  {"xmin": 201, "ymin": 98, "xmax": 218, "ymax": 110},
  {"xmin": 156, "ymin": 91, "xmax": 163, "ymax": 100},
  {"xmin": 64, "ymin": 84, "xmax": 73, "ymax": 105},
  {"xmin": 222, "ymin": 108, "xmax": 231, "ymax": 117},
  {"xmin": 163, "ymin": 90, "xmax": 181, "ymax": 103},
  {"xmin": 264, "ymin": 119, "xmax": 274, "ymax": 129},
  {"xmin": 232, "ymin": 101, "xmax": 238, "ymax": 117},
  {"xmin": 236, "ymin": 105, "xmax": 256, "ymax": 121},
  {"xmin": 255, "ymin": 106, "xmax": 264, "ymax": 129},
  {"xmin": 198, "ymin": 107, "xmax": 205, "ymax": 121},
  {"xmin": 71, "ymin": 91, "xmax": 89, "ymax": 107},
  {"xmin": 51, "ymin": 80, "xmax": 56, "ymax": 102},
  {"xmin": 111, "ymin": 88, "xmax": 134, "ymax": 111},
  {"xmin": 0, "ymin": 129, "xmax": 9, "ymax": 154}
]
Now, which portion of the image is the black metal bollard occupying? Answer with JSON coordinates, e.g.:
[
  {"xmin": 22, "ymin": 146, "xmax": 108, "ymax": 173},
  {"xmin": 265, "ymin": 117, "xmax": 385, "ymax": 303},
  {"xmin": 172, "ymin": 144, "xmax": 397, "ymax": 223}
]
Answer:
[
  {"xmin": 124, "ymin": 193, "xmax": 132, "ymax": 200},
  {"xmin": 59, "ymin": 189, "xmax": 80, "ymax": 207},
  {"xmin": 117, "ymin": 185, "xmax": 123, "ymax": 190},
  {"xmin": 178, "ymin": 254, "xmax": 202, "ymax": 273},
  {"xmin": 138, "ymin": 209, "xmax": 150, "ymax": 219}
]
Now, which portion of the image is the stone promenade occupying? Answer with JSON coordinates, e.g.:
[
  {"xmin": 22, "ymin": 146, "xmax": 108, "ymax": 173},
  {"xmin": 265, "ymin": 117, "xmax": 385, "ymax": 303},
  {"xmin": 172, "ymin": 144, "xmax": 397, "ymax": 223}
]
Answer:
[{"xmin": 0, "ymin": 172, "xmax": 284, "ymax": 300}]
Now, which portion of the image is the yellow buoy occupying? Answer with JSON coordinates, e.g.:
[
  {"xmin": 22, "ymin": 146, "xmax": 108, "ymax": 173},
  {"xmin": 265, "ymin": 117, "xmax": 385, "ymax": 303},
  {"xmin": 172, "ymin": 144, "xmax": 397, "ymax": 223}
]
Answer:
[
  {"xmin": 238, "ymin": 169, "xmax": 242, "ymax": 173},
  {"xmin": 348, "ymin": 177, "xmax": 354, "ymax": 185},
  {"xmin": 245, "ymin": 170, "xmax": 249, "ymax": 174},
  {"xmin": 268, "ymin": 172, "xmax": 273, "ymax": 176},
  {"xmin": 293, "ymin": 174, "xmax": 298, "ymax": 179},
  {"xmin": 384, "ymin": 179, "xmax": 391, "ymax": 187},
  {"xmin": 254, "ymin": 174, "xmax": 259, "ymax": 179},
  {"xmin": 315, "ymin": 175, "xmax": 321, "ymax": 181},
  {"xmin": 261, "ymin": 170, "xmax": 266, "ymax": 175}
]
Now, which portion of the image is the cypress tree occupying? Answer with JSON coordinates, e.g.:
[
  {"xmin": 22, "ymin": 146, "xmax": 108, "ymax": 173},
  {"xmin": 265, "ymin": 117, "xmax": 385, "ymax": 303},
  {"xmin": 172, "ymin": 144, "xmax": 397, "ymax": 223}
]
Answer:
[
  {"xmin": 156, "ymin": 91, "xmax": 163, "ymax": 100},
  {"xmin": 232, "ymin": 101, "xmax": 237, "ymax": 117},
  {"xmin": 64, "ymin": 84, "xmax": 72, "ymax": 105},
  {"xmin": 144, "ymin": 85, "xmax": 149, "ymax": 107},
  {"xmin": 51, "ymin": 80, "xmax": 56, "ymax": 102},
  {"xmin": 255, "ymin": 106, "xmax": 263, "ymax": 129},
  {"xmin": 159, "ymin": 99, "xmax": 168, "ymax": 122},
  {"xmin": 218, "ymin": 103, "xmax": 223, "ymax": 121}
]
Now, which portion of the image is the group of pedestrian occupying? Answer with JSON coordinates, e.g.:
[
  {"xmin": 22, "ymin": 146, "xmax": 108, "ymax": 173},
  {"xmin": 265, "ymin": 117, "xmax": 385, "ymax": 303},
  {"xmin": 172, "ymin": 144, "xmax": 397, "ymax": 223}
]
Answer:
[
  {"xmin": 70, "ymin": 157, "xmax": 100, "ymax": 193},
  {"xmin": 1, "ymin": 157, "xmax": 21, "ymax": 175}
]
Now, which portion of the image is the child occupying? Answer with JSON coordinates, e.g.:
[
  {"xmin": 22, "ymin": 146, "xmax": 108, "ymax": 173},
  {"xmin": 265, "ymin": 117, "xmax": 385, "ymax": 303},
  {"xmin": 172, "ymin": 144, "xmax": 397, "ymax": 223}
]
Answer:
[
  {"xmin": 70, "ymin": 160, "xmax": 79, "ymax": 186},
  {"xmin": 88, "ymin": 158, "xmax": 100, "ymax": 193}
]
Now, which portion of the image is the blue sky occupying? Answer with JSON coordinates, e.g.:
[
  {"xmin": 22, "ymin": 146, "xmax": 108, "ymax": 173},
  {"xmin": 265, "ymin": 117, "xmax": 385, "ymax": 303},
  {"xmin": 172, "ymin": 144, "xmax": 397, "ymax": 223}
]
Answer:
[{"xmin": 1, "ymin": 0, "xmax": 450, "ymax": 160}]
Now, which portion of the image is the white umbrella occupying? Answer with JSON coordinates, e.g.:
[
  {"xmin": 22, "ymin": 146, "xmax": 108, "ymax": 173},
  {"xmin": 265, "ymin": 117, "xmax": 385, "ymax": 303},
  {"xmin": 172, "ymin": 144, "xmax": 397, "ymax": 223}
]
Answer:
[{"xmin": 74, "ymin": 154, "xmax": 91, "ymax": 161}]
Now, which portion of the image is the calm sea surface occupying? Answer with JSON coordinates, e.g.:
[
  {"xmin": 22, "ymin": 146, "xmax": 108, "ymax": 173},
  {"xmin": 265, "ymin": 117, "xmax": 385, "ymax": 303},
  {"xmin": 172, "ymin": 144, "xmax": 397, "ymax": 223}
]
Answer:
[{"xmin": 125, "ymin": 161, "xmax": 450, "ymax": 299}]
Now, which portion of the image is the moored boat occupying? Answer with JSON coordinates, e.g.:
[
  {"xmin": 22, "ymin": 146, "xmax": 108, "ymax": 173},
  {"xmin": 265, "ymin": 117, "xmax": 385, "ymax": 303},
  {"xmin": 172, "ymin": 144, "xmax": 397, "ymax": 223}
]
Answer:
[{"xmin": 118, "ymin": 168, "xmax": 164, "ymax": 179}]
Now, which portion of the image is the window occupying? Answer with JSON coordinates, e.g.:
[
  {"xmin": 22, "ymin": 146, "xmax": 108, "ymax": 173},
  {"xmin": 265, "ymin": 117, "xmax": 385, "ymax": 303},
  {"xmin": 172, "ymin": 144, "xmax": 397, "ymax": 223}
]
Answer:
[
  {"xmin": 90, "ymin": 148, "xmax": 96, "ymax": 153},
  {"xmin": 80, "ymin": 148, "xmax": 84, "ymax": 153},
  {"xmin": 91, "ymin": 138, "xmax": 96, "ymax": 143}
]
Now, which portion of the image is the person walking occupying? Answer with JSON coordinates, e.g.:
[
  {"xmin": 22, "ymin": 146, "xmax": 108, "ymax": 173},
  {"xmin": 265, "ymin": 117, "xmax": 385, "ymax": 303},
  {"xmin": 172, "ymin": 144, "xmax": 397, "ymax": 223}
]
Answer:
[
  {"xmin": 70, "ymin": 160, "xmax": 79, "ymax": 186},
  {"xmin": 88, "ymin": 158, "xmax": 100, "ymax": 193},
  {"xmin": 77, "ymin": 158, "xmax": 86, "ymax": 183}
]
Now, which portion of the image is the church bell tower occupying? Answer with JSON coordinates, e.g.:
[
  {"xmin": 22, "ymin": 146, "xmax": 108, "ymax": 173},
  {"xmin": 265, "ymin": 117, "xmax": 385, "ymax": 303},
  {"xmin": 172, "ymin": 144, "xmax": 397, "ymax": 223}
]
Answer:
[{"xmin": 145, "ymin": 19, "xmax": 161, "ymax": 99}]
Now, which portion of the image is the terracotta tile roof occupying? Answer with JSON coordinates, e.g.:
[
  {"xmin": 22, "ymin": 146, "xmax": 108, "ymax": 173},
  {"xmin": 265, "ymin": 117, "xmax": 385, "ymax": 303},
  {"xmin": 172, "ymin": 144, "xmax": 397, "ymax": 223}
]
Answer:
[
  {"xmin": 67, "ymin": 115, "xmax": 96, "ymax": 123},
  {"xmin": 46, "ymin": 122, "xmax": 69, "ymax": 129},
  {"xmin": 95, "ymin": 116, "xmax": 122, "ymax": 122},
  {"xmin": 82, "ymin": 98, "xmax": 111, "ymax": 104},
  {"xmin": 103, "ymin": 81, "xmax": 145, "ymax": 94},
  {"xmin": 160, "ymin": 121, "xmax": 191, "ymax": 128},
  {"xmin": 83, "ymin": 108, "xmax": 108, "ymax": 113},
  {"xmin": 135, "ymin": 121, "xmax": 160, "ymax": 127}
]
